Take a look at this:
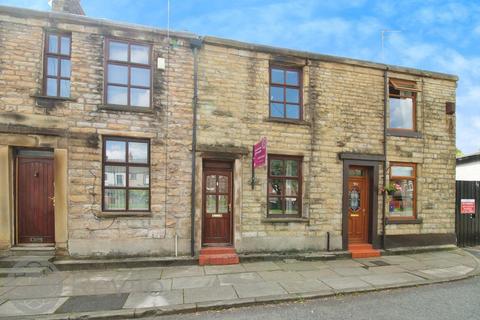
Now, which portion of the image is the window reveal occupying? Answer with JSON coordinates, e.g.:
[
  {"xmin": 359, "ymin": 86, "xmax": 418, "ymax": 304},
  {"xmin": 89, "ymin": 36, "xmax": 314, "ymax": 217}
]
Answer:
[
  {"xmin": 44, "ymin": 33, "xmax": 71, "ymax": 97},
  {"xmin": 268, "ymin": 156, "xmax": 302, "ymax": 216},
  {"xmin": 102, "ymin": 137, "xmax": 150, "ymax": 211},
  {"xmin": 270, "ymin": 66, "xmax": 302, "ymax": 120},
  {"xmin": 389, "ymin": 79, "xmax": 419, "ymax": 130},
  {"xmin": 389, "ymin": 163, "xmax": 416, "ymax": 218},
  {"xmin": 105, "ymin": 39, "xmax": 152, "ymax": 108}
]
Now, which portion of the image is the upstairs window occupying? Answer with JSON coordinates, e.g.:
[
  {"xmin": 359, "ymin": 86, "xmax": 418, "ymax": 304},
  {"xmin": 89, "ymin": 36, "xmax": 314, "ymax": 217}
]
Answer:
[
  {"xmin": 102, "ymin": 137, "xmax": 150, "ymax": 212},
  {"xmin": 389, "ymin": 79, "xmax": 419, "ymax": 131},
  {"xmin": 268, "ymin": 155, "xmax": 302, "ymax": 217},
  {"xmin": 105, "ymin": 39, "xmax": 152, "ymax": 108},
  {"xmin": 44, "ymin": 33, "xmax": 71, "ymax": 98},
  {"xmin": 270, "ymin": 66, "xmax": 302, "ymax": 120},
  {"xmin": 389, "ymin": 163, "xmax": 416, "ymax": 219}
]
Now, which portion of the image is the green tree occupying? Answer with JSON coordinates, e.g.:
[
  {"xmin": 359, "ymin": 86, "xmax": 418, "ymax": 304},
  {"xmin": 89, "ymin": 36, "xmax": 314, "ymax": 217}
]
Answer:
[{"xmin": 456, "ymin": 148, "xmax": 464, "ymax": 157}]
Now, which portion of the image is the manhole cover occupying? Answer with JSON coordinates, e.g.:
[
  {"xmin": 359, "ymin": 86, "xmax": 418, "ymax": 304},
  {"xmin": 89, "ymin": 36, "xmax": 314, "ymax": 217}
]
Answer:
[{"xmin": 370, "ymin": 260, "xmax": 390, "ymax": 266}]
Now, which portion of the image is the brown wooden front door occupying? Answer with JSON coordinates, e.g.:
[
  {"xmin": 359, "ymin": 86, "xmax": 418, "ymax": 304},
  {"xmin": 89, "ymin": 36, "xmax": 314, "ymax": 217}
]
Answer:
[
  {"xmin": 202, "ymin": 161, "xmax": 233, "ymax": 245},
  {"xmin": 347, "ymin": 166, "xmax": 370, "ymax": 244},
  {"xmin": 17, "ymin": 154, "xmax": 55, "ymax": 244}
]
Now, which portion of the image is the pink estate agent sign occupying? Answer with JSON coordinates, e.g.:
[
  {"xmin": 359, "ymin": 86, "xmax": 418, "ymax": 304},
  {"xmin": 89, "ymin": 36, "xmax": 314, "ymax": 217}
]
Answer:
[
  {"xmin": 461, "ymin": 199, "xmax": 476, "ymax": 214},
  {"xmin": 253, "ymin": 137, "xmax": 267, "ymax": 168}
]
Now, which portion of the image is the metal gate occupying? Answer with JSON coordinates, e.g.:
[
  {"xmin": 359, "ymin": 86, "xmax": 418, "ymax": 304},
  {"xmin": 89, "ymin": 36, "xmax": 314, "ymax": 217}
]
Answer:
[{"xmin": 456, "ymin": 181, "xmax": 480, "ymax": 247}]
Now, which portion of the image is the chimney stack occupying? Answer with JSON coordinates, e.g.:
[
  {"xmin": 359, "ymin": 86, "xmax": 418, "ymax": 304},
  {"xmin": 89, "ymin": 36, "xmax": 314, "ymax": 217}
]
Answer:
[{"xmin": 51, "ymin": 0, "xmax": 85, "ymax": 15}]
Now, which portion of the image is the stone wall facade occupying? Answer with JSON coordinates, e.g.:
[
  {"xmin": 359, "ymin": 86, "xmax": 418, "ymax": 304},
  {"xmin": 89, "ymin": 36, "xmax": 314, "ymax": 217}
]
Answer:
[{"xmin": 0, "ymin": 5, "xmax": 457, "ymax": 257}]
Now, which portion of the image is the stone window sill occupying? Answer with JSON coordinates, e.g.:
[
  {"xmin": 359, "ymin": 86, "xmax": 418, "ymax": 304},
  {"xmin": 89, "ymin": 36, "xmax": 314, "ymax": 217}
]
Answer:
[
  {"xmin": 264, "ymin": 117, "xmax": 311, "ymax": 126},
  {"xmin": 386, "ymin": 129, "xmax": 423, "ymax": 138},
  {"xmin": 386, "ymin": 217, "xmax": 423, "ymax": 225},
  {"xmin": 96, "ymin": 212, "xmax": 152, "ymax": 218},
  {"xmin": 262, "ymin": 217, "xmax": 309, "ymax": 223},
  {"xmin": 99, "ymin": 104, "xmax": 154, "ymax": 113},
  {"xmin": 31, "ymin": 94, "xmax": 77, "ymax": 102}
]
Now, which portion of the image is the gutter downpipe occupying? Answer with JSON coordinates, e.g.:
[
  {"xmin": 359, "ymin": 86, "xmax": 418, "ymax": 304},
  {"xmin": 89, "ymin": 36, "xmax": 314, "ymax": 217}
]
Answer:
[
  {"xmin": 382, "ymin": 67, "xmax": 389, "ymax": 250},
  {"xmin": 190, "ymin": 37, "xmax": 202, "ymax": 257}
]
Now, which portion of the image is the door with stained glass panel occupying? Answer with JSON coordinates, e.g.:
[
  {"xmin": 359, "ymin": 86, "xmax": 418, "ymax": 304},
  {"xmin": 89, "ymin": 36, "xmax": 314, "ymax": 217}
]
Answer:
[{"xmin": 202, "ymin": 165, "xmax": 233, "ymax": 245}]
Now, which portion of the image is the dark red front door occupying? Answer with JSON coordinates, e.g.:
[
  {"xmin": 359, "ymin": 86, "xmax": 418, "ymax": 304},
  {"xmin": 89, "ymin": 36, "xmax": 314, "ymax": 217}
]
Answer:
[
  {"xmin": 17, "ymin": 155, "xmax": 55, "ymax": 244},
  {"xmin": 202, "ymin": 161, "xmax": 233, "ymax": 245}
]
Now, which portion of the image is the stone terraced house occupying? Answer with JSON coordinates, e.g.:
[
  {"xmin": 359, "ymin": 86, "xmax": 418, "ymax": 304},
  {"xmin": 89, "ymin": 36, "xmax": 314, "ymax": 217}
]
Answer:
[{"xmin": 0, "ymin": 1, "xmax": 458, "ymax": 261}]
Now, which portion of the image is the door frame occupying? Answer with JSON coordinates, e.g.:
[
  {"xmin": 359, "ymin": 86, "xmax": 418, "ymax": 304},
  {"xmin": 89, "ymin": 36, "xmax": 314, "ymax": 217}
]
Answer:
[
  {"xmin": 201, "ymin": 160, "xmax": 234, "ymax": 247},
  {"xmin": 342, "ymin": 159, "xmax": 380, "ymax": 250},
  {"xmin": 14, "ymin": 148, "xmax": 55, "ymax": 246}
]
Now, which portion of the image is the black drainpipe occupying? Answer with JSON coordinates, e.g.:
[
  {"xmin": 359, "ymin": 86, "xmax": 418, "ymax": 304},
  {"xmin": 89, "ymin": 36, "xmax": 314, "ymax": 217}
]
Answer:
[
  {"xmin": 190, "ymin": 38, "xmax": 202, "ymax": 257},
  {"xmin": 382, "ymin": 68, "xmax": 389, "ymax": 250}
]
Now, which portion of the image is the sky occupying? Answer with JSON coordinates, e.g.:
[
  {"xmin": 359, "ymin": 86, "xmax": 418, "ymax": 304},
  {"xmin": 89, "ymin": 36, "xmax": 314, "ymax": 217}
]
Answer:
[{"xmin": 2, "ymin": 0, "xmax": 480, "ymax": 154}]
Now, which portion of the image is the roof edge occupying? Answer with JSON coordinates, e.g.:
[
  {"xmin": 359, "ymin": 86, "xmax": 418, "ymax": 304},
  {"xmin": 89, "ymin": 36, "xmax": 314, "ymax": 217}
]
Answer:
[
  {"xmin": 457, "ymin": 153, "xmax": 480, "ymax": 164},
  {"xmin": 0, "ymin": 5, "xmax": 198, "ymax": 40},
  {"xmin": 203, "ymin": 36, "xmax": 459, "ymax": 82}
]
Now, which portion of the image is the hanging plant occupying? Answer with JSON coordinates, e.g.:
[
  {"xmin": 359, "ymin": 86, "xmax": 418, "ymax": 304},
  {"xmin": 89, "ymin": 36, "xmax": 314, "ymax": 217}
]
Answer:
[{"xmin": 382, "ymin": 182, "xmax": 397, "ymax": 196}]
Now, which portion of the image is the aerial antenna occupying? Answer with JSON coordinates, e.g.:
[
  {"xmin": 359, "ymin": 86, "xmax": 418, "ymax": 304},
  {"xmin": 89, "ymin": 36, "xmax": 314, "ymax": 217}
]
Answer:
[{"xmin": 381, "ymin": 29, "xmax": 401, "ymax": 62}]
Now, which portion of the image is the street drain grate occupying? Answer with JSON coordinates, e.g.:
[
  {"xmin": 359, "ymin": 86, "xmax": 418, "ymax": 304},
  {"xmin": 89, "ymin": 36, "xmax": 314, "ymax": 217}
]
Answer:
[{"xmin": 370, "ymin": 260, "xmax": 390, "ymax": 266}]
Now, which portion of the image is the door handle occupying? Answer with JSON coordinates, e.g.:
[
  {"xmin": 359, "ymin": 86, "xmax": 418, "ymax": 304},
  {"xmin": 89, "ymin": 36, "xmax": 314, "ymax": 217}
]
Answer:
[{"xmin": 49, "ymin": 196, "xmax": 55, "ymax": 207}]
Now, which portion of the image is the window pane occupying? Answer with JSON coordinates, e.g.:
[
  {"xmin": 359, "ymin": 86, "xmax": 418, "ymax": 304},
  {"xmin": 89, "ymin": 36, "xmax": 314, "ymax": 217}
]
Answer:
[
  {"xmin": 128, "ymin": 141, "xmax": 148, "ymax": 163},
  {"xmin": 269, "ymin": 197, "xmax": 283, "ymax": 214},
  {"xmin": 131, "ymin": 67, "xmax": 150, "ymax": 87},
  {"xmin": 129, "ymin": 190, "xmax": 149, "ymax": 210},
  {"xmin": 48, "ymin": 34, "xmax": 58, "ymax": 53},
  {"xmin": 46, "ymin": 78, "xmax": 58, "ymax": 96},
  {"xmin": 104, "ymin": 189, "xmax": 126, "ymax": 210},
  {"xmin": 60, "ymin": 59, "xmax": 71, "ymax": 78},
  {"xmin": 270, "ymin": 86, "xmax": 284, "ymax": 101},
  {"xmin": 285, "ymin": 160, "xmax": 298, "ymax": 176},
  {"xmin": 206, "ymin": 175, "xmax": 216, "ymax": 193},
  {"xmin": 218, "ymin": 195, "xmax": 228, "ymax": 213},
  {"xmin": 130, "ymin": 88, "xmax": 150, "ymax": 107},
  {"xmin": 390, "ymin": 97, "xmax": 413, "ymax": 129},
  {"xmin": 218, "ymin": 176, "xmax": 228, "ymax": 193},
  {"xmin": 286, "ymin": 104, "xmax": 300, "ymax": 119},
  {"xmin": 285, "ymin": 198, "xmax": 299, "ymax": 215},
  {"xmin": 131, "ymin": 44, "xmax": 150, "ymax": 64},
  {"xmin": 270, "ymin": 103, "xmax": 284, "ymax": 118},
  {"xmin": 286, "ymin": 71, "xmax": 299, "ymax": 85},
  {"xmin": 129, "ymin": 167, "xmax": 149, "ymax": 187},
  {"xmin": 107, "ymin": 85, "xmax": 128, "ymax": 105},
  {"xmin": 104, "ymin": 166, "xmax": 126, "ymax": 187},
  {"xmin": 269, "ymin": 179, "xmax": 283, "ymax": 196},
  {"xmin": 270, "ymin": 159, "xmax": 284, "ymax": 176},
  {"xmin": 349, "ymin": 168, "xmax": 364, "ymax": 176},
  {"xmin": 286, "ymin": 88, "xmax": 299, "ymax": 103},
  {"xmin": 60, "ymin": 36, "xmax": 70, "ymax": 55},
  {"xmin": 389, "ymin": 179, "xmax": 414, "ymax": 217},
  {"xmin": 47, "ymin": 57, "xmax": 58, "ymax": 76},
  {"xmin": 285, "ymin": 179, "xmax": 298, "ymax": 196},
  {"xmin": 60, "ymin": 80, "xmax": 70, "ymax": 97},
  {"xmin": 206, "ymin": 195, "xmax": 216, "ymax": 213},
  {"xmin": 109, "ymin": 41, "xmax": 128, "ymax": 61},
  {"xmin": 108, "ymin": 64, "xmax": 128, "ymax": 85},
  {"xmin": 105, "ymin": 140, "xmax": 126, "ymax": 162},
  {"xmin": 391, "ymin": 166, "xmax": 414, "ymax": 177},
  {"xmin": 271, "ymin": 68, "xmax": 284, "ymax": 83}
]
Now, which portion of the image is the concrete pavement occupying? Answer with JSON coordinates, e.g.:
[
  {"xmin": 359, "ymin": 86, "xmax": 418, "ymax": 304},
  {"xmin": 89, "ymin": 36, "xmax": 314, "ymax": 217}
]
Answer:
[{"xmin": 0, "ymin": 248, "xmax": 478, "ymax": 319}]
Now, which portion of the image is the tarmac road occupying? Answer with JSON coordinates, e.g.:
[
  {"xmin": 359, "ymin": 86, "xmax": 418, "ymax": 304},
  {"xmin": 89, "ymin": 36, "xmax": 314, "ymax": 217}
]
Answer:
[{"xmin": 148, "ymin": 275, "xmax": 480, "ymax": 320}]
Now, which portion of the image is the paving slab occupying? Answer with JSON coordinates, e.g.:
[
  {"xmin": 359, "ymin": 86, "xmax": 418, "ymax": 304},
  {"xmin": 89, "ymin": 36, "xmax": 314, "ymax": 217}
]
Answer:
[
  {"xmin": 184, "ymin": 285, "xmax": 237, "ymax": 303},
  {"xmin": 204, "ymin": 264, "xmax": 246, "ymax": 275},
  {"xmin": 381, "ymin": 255, "xmax": 418, "ymax": 264},
  {"xmin": 333, "ymin": 267, "xmax": 372, "ymax": 277},
  {"xmin": 0, "ymin": 297, "xmax": 68, "ymax": 317},
  {"xmin": 122, "ymin": 267, "xmax": 163, "ymax": 280},
  {"xmin": 258, "ymin": 270, "xmax": 304, "ymax": 282},
  {"xmin": 55, "ymin": 293, "xmax": 128, "ymax": 313},
  {"xmin": 279, "ymin": 279, "xmax": 332, "ymax": 294},
  {"xmin": 218, "ymin": 272, "xmax": 263, "ymax": 286},
  {"xmin": 61, "ymin": 280, "xmax": 125, "ymax": 296},
  {"xmin": 242, "ymin": 261, "xmax": 281, "ymax": 272},
  {"xmin": 9, "ymin": 273, "xmax": 68, "ymax": 286},
  {"xmin": 123, "ymin": 290, "xmax": 183, "ymax": 309},
  {"xmin": 234, "ymin": 282, "xmax": 287, "ymax": 298},
  {"xmin": 3, "ymin": 285, "xmax": 63, "ymax": 300},
  {"xmin": 423, "ymin": 259, "xmax": 463, "ymax": 268},
  {"xmin": 321, "ymin": 277, "xmax": 373, "ymax": 291},
  {"xmin": 367, "ymin": 265, "xmax": 407, "ymax": 274},
  {"xmin": 360, "ymin": 272, "xmax": 425, "ymax": 287},
  {"xmin": 161, "ymin": 266, "xmax": 204, "ymax": 279},
  {"xmin": 298, "ymin": 269, "xmax": 339, "ymax": 280},
  {"xmin": 325, "ymin": 259, "xmax": 364, "ymax": 268},
  {"xmin": 119, "ymin": 279, "xmax": 172, "ymax": 292},
  {"xmin": 172, "ymin": 275, "xmax": 218, "ymax": 289},
  {"xmin": 275, "ymin": 261, "xmax": 326, "ymax": 271}
]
